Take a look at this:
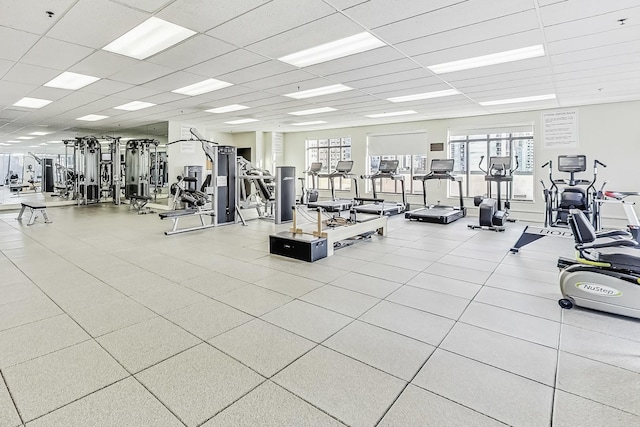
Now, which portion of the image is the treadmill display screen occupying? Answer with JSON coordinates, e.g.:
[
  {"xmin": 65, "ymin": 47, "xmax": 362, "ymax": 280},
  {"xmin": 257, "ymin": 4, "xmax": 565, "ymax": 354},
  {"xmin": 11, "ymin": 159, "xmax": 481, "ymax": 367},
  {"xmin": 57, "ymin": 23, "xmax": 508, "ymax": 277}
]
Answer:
[
  {"xmin": 335, "ymin": 160, "xmax": 354, "ymax": 172},
  {"xmin": 558, "ymin": 155, "xmax": 586, "ymax": 172},
  {"xmin": 309, "ymin": 162, "xmax": 323, "ymax": 172},
  {"xmin": 489, "ymin": 156, "xmax": 511, "ymax": 171},
  {"xmin": 378, "ymin": 159, "xmax": 399, "ymax": 173},
  {"xmin": 430, "ymin": 159, "xmax": 454, "ymax": 173}
]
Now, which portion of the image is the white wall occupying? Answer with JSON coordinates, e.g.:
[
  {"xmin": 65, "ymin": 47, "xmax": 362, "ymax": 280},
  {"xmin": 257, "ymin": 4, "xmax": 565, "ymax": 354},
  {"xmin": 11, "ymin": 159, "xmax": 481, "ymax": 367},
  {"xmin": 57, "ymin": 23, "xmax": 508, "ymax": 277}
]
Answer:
[{"xmin": 283, "ymin": 100, "xmax": 640, "ymax": 226}]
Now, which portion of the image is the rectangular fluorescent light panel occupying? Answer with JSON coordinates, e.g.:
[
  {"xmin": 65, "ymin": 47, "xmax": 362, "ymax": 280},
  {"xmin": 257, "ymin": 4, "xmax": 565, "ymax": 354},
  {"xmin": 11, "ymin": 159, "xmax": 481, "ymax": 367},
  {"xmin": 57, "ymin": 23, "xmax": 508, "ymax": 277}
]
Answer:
[
  {"xmin": 288, "ymin": 107, "xmax": 336, "ymax": 116},
  {"xmin": 17, "ymin": 136, "xmax": 35, "ymax": 140},
  {"xmin": 206, "ymin": 104, "xmax": 249, "ymax": 113},
  {"xmin": 479, "ymin": 94, "xmax": 556, "ymax": 106},
  {"xmin": 114, "ymin": 101, "xmax": 156, "ymax": 111},
  {"xmin": 224, "ymin": 118, "xmax": 259, "ymax": 125},
  {"xmin": 292, "ymin": 121, "xmax": 327, "ymax": 126},
  {"xmin": 278, "ymin": 32, "xmax": 385, "ymax": 67},
  {"xmin": 103, "ymin": 17, "xmax": 196, "ymax": 60},
  {"xmin": 387, "ymin": 89, "xmax": 459, "ymax": 103},
  {"xmin": 365, "ymin": 110, "xmax": 418, "ymax": 118},
  {"xmin": 172, "ymin": 78, "xmax": 233, "ymax": 96},
  {"xmin": 44, "ymin": 72, "xmax": 100, "ymax": 90},
  {"xmin": 284, "ymin": 84, "xmax": 352, "ymax": 99},
  {"xmin": 13, "ymin": 97, "xmax": 52, "ymax": 108},
  {"xmin": 428, "ymin": 45, "xmax": 545, "ymax": 74},
  {"xmin": 76, "ymin": 114, "xmax": 109, "ymax": 121},
  {"xmin": 30, "ymin": 132, "xmax": 49, "ymax": 136},
  {"xmin": 6, "ymin": 140, "xmax": 20, "ymax": 143}
]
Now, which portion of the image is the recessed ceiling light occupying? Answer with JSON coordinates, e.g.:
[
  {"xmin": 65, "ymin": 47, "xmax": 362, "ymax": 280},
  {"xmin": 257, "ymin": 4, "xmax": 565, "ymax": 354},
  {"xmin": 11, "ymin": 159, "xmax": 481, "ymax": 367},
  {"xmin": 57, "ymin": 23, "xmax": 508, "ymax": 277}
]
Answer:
[
  {"xmin": 103, "ymin": 17, "xmax": 196, "ymax": 60},
  {"xmin": 39, "ymin": 143, "xmax": 48, "ymax": 146},
  {"xmin": 365, "ymin": 110, "xmax": 418, "ymax": 118},
  {"xmin": 206, "ymin": 104, "xmax": 250, "ymax": 113},
  {"xmin": 17, "ymin": 136, "xmax": 35, "ymax": 140},
  {"xmin": 76, "ymin": 114, "xmax": 109, "ymax": 121},
  {"xmin": 30, "ymin": 131, "xmax": 49, "ymax": 136},
  {"xmin": 0, "ymin": 143, "xmax": 9, "ymax": 146},
  {"xmin": 479, "ymin": 94, "xmax": 556, "ymax": 106},
  {"xmin": 13, "ymin": 97, "xmax": 53, "ymax": 108},
  {"xmin": 29, "ymin": 146, "xmax": 39, "ymax": 148},
  {"xmin": 292, "ymin": 121, "xmax": 328, "ymax": 126},
  {"xmin": 172, "ymin": 78, "xmax": 233, "ymax": 96},
  {"xmin": 288, "ymin": 107, "xmax": 337, "ymax": 116},
  {"xmin": 427, "ymin": 45, "xmax": 545, "ymax": 74},
  {"xmin": 44, "ymin": 71, "xmax": 100, "ymax": 90},
  {"xmin": 114, "ymin": 101, "xmax": 157, "ymax": 111},
  {"xmin": 6, "ymin": 140, "xmax": 20, "ymax": 143},
  {"xmin": 278, "ymin": 32, "xmax": 385, "ymax": 67},
  {"xmin": 387, "ymin": 89, "xmax": 459, "ymax": 103},
  {"xmin": 224, "ymin": 118, "xmax": 259, "ymax": 125},
  {"xmin": 284, "ymin": 84, "xmax": 352, "ymax": 99}
]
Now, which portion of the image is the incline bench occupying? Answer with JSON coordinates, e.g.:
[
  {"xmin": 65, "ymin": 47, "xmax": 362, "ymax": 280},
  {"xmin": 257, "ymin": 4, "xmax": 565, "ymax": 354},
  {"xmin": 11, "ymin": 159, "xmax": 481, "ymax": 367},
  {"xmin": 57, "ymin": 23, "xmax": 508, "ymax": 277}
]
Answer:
[
  {"xmin": 159, "ymin": 208, "xmax": 215, "ymax": 235},
  {"xmin": 17, "ymin": 202, "xmax": 52, "ymax": 226}
]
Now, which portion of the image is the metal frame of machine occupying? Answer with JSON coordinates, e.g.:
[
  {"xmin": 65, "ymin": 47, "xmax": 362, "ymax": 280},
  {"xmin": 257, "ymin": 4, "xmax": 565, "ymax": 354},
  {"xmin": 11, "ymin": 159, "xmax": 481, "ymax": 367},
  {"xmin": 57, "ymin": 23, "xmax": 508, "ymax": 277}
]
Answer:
[
  {"xmin": 308, "ymin": 160, "xmax": 359, "ymax": 212},
  {"xmin": 354, "ymin": 159, "xmax": 407, "ymax": 216}
]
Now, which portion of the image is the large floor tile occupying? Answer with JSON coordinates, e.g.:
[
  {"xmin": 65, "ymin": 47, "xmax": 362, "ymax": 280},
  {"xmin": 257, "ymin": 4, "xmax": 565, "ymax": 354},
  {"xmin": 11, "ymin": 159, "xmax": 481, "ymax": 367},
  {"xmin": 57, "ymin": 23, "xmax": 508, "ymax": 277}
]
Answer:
[
  {"xmin": 379, "ymin": 384, "xmax": 504, "ymax": 427},
  {"xmin": 552, "ymin": 390, "xmax": 640, "ymax": 427},
  {"xmin": 130, "ymin": 284, "xmax": 206, "ymax": 314},
  {"xmin": 324, "ymin": 321, "xmax": 434, "ymax": 381},
  {"xmin": 102, "ymin": 271, "xmax": 175, "ymax": 296},
  {"xmin": 0, "ymin": 378, "xmax": 20, "ymax": 427},
  {"xmin": 300, "ymin": 285, "xmax": 380, "ymax": 318},
  {"xmin": 493, "ymin": 263, "xmax": 558, "ymax": 284},
  {"xmin": 353, "ymin": 262, "xmax": 419, "ymax": 284},
  {"xmin": 210, "ymin": 319, "xmax": 315, "ymax": 377},
  {"xmin": 334, "ymin": 246, "xmax": 386, "ymax": 262},
  {"xmin": 0, "ymin": 296, "xmax": 62, "ymax": 332},
  {"xmin": 406, "ymin": 272, "xmax": 481, "ymax": 299},
  {"xmin": 329, "ymin": 272, "xmax": 402, "ymax": 298},
  {"xmin": 67, "ymin": 297, "xmax": 157, "ymax": 337},
  {"xmin": 556, "ymin": 351, "xmax": 640, "ymax": 415},
  {"xmin": 391, "ymin": 247, "xmax": 445, "ymax": 262},
  {"xmin": 136, "ymin": 344, "xmax": 264, "ymax": 427},
  {"xmin": 386, "ymin": 285, "xmax": 470, "ymax": 320},
  {"xmin": 202, "ymin": 381, "xmax": 343, "ymax": 427},
  {"xmin": 0, "ymin": 282, "xmax": 43, "ymax": 306},
  {"xmin": 97, "ymin": 316, "xmax": 200, "ymax": 373},
  {"xmin": 413, "ymin": 349, "xmax": 553, "ymax": 426},
  {"xmin": 484, "ymin": 273, "xmax": 561, "ymax": 300},
  {"xmin": 26, "ymin": 377, "xmax": 182, "ymax": 427},
  {"xmin": 3, "ymin": 340, "xmax": 128, "ymax": 422},
  {"xmin": 437, "ymin": 254, "xmax": 499, "ymax": 273},
  {"xmin": 164, "ymin": 299, "xmax": 253, "ymax": 340},
  {"xmin": 474, "ymin": 286, "xmax": 562, "ymax": 322},
  {"xmin": 441, "ymin": 323, "xmax": 557, "ymax": 386},
  {"xmin": 253, "ymin": 272, "xmax": 324, "ymax": 298},
  {"xmin": 422, "ymin": 262, "xmax": 491, "ymax": 284},
  {"xmin": 180, "ymin": 272, "xmax": 248, "ymax": 298},
  {"xmin": 273, "ymin": 346, "xmax": 406, "ymax": 427},
  {"xmin": 214, "ymin": 284, "xmax": 292, "ymax": 316},
  {"xmin": 360, "ymin": 301, "xmax": 455, "ymax": 346},
  {"xmin": 0, "ymin": 314, "xmax": 89, "ymax": 368},
  {"xmin": 460, "ymin": 302, "xmax": 560, "ymax": 348},
  {"xmin": 561, "ymin": 307, "xmax": 640, "ymax": 343},
  {"xmin": 376, "ymin": 253, "xmax": 433, "ymax": 271}
]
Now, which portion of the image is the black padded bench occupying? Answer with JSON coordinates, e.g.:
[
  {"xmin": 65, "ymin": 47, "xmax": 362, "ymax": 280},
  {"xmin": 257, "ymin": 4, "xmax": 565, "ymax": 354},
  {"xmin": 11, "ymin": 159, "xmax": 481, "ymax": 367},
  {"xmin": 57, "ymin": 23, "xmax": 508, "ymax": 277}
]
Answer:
[
  {"xmin": 159, "ymin": 208, "xmax": 215, "ymax": 235},
  {"xmin": 17, "ymin": 202, "xmax": 52, "ymax": 226}
]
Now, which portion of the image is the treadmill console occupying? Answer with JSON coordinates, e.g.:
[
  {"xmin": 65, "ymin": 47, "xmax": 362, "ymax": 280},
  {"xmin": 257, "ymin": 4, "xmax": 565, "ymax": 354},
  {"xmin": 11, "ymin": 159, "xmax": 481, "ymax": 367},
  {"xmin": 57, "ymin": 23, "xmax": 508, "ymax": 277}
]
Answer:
[
  {"xmin": 335, "ymin": 160, "xmax": 354, "ymax": 173},
  {"xmin": 309, "ymin": 162, "xmax": 323, "ymax": 173},
  {"xmin": 430, "ymin": 159, "xmax": 454, "ymax": 174},
  {"xmin": 378, "ymin": 159, "xmax": 399, "ymax": 174},
  {"xmin": 558, "ymin": 155, "xmax": 586, "ymax": 173}
]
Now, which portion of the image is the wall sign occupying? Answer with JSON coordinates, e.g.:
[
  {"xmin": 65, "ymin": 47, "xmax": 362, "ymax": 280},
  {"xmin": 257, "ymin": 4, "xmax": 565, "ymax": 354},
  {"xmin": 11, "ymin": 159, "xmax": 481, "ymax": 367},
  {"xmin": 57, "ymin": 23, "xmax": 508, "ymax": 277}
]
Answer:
[{"xmin": 542, "ymin": 109, "xmax": 578, "ymax": 149}]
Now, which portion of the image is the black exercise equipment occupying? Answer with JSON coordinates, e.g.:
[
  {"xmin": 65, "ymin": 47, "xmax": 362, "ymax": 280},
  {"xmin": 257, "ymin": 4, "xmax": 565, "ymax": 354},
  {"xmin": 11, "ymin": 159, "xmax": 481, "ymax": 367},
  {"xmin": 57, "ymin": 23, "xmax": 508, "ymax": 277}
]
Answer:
[
  {"xmin": 308, "ymin": 160, "xmax": 359, "ymax": 212},
  {"xmin": 354, "ymin": 159, "xmax": 407, "ymax": 216}
]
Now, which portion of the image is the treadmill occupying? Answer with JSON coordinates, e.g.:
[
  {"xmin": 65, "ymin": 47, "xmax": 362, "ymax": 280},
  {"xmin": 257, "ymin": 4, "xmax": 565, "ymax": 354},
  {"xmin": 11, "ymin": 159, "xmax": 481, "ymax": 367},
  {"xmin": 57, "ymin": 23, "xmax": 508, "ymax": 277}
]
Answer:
[
  {"xmin": 405, "ymin": 158, "xmax": 466, "ymax": 224},
  {"xmin": 307, "ymin": 160, "xmax": 359, "ymax": 212},
  {"xmin": 354, "ymin": 159, "xmax": 407, "ymax": 216}
]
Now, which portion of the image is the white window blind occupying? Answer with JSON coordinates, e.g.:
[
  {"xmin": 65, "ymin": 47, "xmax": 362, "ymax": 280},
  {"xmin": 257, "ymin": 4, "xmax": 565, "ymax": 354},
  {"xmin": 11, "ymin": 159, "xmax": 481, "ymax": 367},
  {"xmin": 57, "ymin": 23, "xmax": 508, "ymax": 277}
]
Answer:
[
  {"xmin": 448, "ymin": 124, "xmax": 533, "ymax": 137},
  {"xmin": 367, "ymin": 131, "xmax": 427, "ymax": 156}
]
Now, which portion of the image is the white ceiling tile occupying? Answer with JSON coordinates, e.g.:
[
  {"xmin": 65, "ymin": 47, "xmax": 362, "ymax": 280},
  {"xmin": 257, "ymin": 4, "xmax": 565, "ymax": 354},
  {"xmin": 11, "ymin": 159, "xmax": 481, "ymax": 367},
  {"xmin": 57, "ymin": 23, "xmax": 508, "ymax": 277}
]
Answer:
[
  {"xmin": 47, "ymin": 0, "xmax": 149, "ymax": 49},
  {"xmin": 547, "ymin": 24, "xmax": 640, "ymax": 55},
  {"xmin": 78, "ymin": 79, "xmax": 134, "ymax": 96},
  {"xmin": 69, "ymin": 50, "xmax": 140, "ymax": 78},
  {"xmin": 139, "ymin": 92, "xmax": 187, "ymax": 105},
  {"xmin": 185, "ymin": 49, "xmax": 270, "ymax": 78},
  {"xmin": 147, "ymin": 35, "xmax": 236, "ymax": 69},
  {"xmin": 241, "ymin": 69, "xmax": 319, "ymax": 90},
  {"xmin": 0, "ymin": 26, "xmax": 40, "ymax": 61},
  {"xmin": 111, "ymin": 0, "xmax": 175, "ymax": 13},
  {"xmin": 465, "ymin": 84, "xmax": 557, "ymax": 101},
  {"xmin": 551, "ymin": 40, "xmax": 640, "ymax": 66},
  {"xmin": 365, "ymin": 81, "xmax": 451, "ymax": 96},
  {"xmin": 0, "ymin": 59, "xmax": 13, "ymax": 78},
  {"xmin": 113, "ymin": 85, "xmax": 164, "ymax": 101},
  {"xmin": 543, "ymin": 8, "xmax": 640, "ymax": 42},
  {"xmin": 109, "ymin": 62, "xmax": 176, "ymax": 85},
  {"xmin": 246, "ymin": 13, "xmax": 363, "ymax": 58},
  {"xmin": 552, "ymin": 56, "xmax": 640, "ymax": 75},
  {"xmin": 140, "ymin": 71, "xmax": 210, "ymax": 91},
  {"xmin": 373, "ymin": 0, "xmax": 535, "ymax": 44},
  {"xmin": 0, "ymin": 108, "xmax": 29, "ymax": 121},
  {"xmin": 21, "ymin": 38, "xmax": 95, "ymax": 70},
  {"xmin": 2, "ymin": 63, "xmax": 60, "ymax": 86},
  {"xmin": 437, "ymin": 56, "xmax": 551, "ymax": 82},
  {"xmin": 207, "ymin": 0, "xmax": 335, "ymax": 47},
  {"xmin": 344, "ymin": 0, "xmax": 466, "ymax": 29},
  {"xmin": 540, "ymin": 0, "xmax": 640, "ymax": 26},
  {"xmin": 218, "ymin": 60, "xmax": 296, "ymax": 84},
  {"xmin": 326, "ymin": 59, "xmax": 420, "ymax": 85},
  {"xmin": 0, "ymin": 0, "xmax": 76, "ymax": 34},
  {"xmin": 349, "ymin": 70, "xmax": 440, "ymax": 91},
  {"xmin": 157, "ymin": 0, "xmax": 269, "ymax": 32}
]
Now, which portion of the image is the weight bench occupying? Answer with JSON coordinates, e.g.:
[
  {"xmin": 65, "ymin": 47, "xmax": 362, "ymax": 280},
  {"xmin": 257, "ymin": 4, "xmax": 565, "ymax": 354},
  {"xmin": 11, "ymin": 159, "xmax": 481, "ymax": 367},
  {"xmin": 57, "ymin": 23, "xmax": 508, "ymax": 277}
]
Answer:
[
  {"xmin": 159, "ymin": 208, "xmax": 215, "ymax": 235},
  {"xmin": 17, "ymin": 202, "xmax": 52, "ymax": 226},
  {"xmin": 129, "ymin": 195, "xmax": 154, "ymax": 214}
]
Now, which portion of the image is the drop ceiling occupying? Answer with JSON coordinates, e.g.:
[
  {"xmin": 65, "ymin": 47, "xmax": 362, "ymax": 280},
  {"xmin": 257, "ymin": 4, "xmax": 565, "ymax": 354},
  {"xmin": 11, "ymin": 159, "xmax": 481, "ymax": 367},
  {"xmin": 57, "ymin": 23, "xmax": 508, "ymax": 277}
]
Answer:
[{"xmin": 1, "ymin": 0, "xmax": 639, "ymax": 149}]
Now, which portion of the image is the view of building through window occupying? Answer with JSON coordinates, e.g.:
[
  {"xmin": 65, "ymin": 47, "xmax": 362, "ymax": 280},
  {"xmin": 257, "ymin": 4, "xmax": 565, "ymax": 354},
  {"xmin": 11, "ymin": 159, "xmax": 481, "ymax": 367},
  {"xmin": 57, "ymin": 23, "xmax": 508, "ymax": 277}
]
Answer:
[
  {"xmin": 306, "ymin": 137, "xmax": 352, "ymax": 191},
  {"xmin": 366, "ymin": 154, "xmax": 428, "ymax": 194}
]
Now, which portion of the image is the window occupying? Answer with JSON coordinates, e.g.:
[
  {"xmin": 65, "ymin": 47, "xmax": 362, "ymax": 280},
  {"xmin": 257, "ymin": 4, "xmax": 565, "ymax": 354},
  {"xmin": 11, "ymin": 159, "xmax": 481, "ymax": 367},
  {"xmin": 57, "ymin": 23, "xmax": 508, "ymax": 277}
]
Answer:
[
  {"xmin": 306, "ymin": 137, "xmax": 351, "ymax": 190},
  {"xmin": 366, "ymin": 154, "xmax": 428, "ymax": 194},
  {"xmin": 448, "ymin": 130, "xmax": 535, "ymax": 201}
]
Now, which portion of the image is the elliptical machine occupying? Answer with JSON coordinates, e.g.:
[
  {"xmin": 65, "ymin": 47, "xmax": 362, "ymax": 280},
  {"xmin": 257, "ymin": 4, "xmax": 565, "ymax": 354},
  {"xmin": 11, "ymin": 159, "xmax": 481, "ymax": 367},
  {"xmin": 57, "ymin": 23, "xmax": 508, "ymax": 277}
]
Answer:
[
  {"xmin": 540, "ymin": 155, "xmax": 606, "ymax": 228},
  {"xmin": 468, "ymin": 155, "xmax": 518, "ymax": 232}
]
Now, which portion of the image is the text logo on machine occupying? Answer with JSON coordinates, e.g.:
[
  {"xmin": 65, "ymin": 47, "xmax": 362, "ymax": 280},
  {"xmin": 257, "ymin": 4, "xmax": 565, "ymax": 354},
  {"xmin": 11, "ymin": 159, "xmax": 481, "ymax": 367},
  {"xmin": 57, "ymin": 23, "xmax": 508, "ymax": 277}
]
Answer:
[{"xmin": 575, "ymin": 282, "xmax": 622, "ymax": 297}]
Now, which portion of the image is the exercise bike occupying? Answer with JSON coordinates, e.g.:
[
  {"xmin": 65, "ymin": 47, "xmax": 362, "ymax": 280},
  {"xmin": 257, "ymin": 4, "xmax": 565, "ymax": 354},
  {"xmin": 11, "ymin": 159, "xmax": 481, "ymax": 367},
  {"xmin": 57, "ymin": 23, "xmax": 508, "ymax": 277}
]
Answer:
[
  {"xmin": 557, "ymin": 209, "xmax": 640, "ymax": 319},
  {"xmin": 468, "ymin": 155, "xmax": 518, "ymax": 232}
]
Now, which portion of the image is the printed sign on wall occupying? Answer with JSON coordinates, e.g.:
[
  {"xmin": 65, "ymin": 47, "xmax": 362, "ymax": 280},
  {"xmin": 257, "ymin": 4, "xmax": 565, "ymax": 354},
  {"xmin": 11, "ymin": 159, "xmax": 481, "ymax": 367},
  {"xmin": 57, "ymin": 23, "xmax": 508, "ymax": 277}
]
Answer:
[{"xmin": 542, "ymin": 109, "xmax": 578, "ymax": 149}]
